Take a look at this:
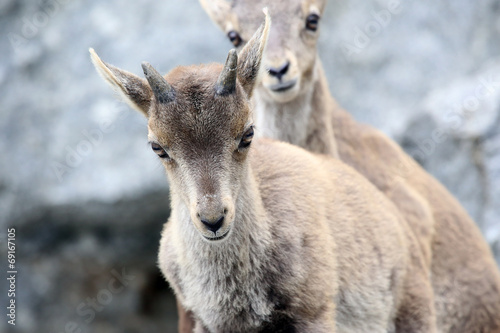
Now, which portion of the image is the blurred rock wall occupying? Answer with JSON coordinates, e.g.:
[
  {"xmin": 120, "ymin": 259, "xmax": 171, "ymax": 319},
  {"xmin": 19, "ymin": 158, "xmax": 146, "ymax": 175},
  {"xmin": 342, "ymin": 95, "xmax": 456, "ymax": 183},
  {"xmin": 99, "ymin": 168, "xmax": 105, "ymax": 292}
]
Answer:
[{"xmin": 0, "ymin": 0, "xmax": 499, "ymax": 332}]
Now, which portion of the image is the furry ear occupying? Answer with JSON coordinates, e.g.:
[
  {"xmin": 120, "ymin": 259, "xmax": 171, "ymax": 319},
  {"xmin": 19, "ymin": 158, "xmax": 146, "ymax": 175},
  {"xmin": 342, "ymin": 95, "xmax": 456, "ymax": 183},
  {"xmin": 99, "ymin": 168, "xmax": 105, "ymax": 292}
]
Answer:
[
  {"xmin": 314, "ymin": 0, "xmax": 328, "ymax": 14},
  {"xmin": 307, "ymin": 0, "xmax": 327, "ymax": 14},
  {"xmin": 236, "ymin": 9, "xmax": 270, "ymax": 98},
  {"xmin": 198, "ymin": 0, "xmax": 232, "ymax": 31},
  {"xmin": 89, "ymin": 48, "xmax": 152, "ymax": 117}
]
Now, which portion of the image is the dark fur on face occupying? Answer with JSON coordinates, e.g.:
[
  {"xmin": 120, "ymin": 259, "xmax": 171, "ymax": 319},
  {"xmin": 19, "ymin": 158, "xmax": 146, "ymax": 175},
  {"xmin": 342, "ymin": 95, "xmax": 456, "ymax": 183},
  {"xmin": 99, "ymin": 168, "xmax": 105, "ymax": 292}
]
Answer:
[{"xmin": 148, "ymin": 64, "xmax": 250, "ymax": 156}]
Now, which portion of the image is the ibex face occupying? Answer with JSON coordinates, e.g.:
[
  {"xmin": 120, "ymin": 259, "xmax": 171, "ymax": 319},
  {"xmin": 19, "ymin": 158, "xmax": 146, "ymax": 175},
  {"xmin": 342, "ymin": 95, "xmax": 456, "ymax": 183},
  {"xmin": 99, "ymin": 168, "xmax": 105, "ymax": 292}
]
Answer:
[
  {"xmin": 147, "ymin": 63, "xmax": 255, "ymax": 241},
  {"xmin": 200, "ymin": 0, "xmax": 326, "ymax": 103},
  {"xmin": 90, "ymin": 14, "xmax": 270, "ymax": 242}
]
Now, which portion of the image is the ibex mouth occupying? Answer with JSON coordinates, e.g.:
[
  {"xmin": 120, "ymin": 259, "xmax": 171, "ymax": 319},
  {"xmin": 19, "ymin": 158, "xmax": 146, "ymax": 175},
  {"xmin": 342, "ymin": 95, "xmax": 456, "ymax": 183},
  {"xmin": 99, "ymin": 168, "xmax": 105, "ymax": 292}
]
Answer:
[
  {"xmin": 203, "ymin": 228, "xmax": 231, "ymax": 242},
  {"xmin": 269, "ymin": 79, "xmax": 297, "ymax": 92}
]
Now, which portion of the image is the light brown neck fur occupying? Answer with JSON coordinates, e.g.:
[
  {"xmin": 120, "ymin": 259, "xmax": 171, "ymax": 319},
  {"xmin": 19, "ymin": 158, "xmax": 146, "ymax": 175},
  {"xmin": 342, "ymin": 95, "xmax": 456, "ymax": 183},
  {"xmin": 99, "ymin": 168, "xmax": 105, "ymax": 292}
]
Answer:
[{"xmin": 253, "ymin": 57, "xmax": 339, "ymax": 158}]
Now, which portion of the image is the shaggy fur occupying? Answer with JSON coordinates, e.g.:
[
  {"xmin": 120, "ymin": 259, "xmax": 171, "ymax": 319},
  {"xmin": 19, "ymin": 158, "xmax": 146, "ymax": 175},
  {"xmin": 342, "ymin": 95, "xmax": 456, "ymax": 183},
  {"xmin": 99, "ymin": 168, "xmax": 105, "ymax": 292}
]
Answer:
[
  {"xmin": 90, "ymin": 15, "xmax": 437, "ymax": 333},
  {"xmin": 199, "ymin": 0, "xmax": 500, "ymax": 332}
]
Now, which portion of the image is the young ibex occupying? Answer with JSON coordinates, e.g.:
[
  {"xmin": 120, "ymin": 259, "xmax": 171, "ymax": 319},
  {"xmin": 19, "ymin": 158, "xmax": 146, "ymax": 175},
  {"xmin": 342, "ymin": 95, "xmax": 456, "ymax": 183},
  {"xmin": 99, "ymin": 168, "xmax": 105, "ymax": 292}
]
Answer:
[
  {"xmin": 199, "ymin": 1, "xmax": 500, "ymax": 332},
  {"xmin": 90, "ymin": 14, "xmax": 437, "ymax": 333}
]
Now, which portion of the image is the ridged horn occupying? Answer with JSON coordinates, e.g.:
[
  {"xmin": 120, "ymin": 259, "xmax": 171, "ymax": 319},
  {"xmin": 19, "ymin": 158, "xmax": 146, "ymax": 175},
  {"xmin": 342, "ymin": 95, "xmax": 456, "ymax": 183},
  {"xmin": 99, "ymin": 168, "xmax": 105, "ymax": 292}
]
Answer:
[
  {"xmin": 141, "ymin": 62, "xmax": 175, "ymax": 103},
  {"xmin": 216, "ymin": 49, "xmax": 238, "ymax": 96}
]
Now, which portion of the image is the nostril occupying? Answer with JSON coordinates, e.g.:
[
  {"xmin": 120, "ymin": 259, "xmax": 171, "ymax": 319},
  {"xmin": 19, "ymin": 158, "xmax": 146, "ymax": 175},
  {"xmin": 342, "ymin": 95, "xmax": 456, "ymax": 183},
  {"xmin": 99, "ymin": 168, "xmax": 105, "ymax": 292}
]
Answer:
[
  {"xmin": 268, "ymin": 61, "xmax": 290, "ymax": 80},
  {"xmin": 200, "ymin": 215, "xmax": 225, "ymax": 233},
  {"xmin": 279, "ymin": 61, "xmax": 290, "ymax": 75},
  {"xmin": 268, "ymin": 68, "xmax": 279, "ymax": 77}
]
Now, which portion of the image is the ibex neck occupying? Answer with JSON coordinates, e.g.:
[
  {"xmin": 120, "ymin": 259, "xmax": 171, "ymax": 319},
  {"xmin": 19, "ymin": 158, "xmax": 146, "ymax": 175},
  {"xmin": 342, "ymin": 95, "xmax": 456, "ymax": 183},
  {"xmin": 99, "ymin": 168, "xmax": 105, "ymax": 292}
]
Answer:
[{"xmin": 253, "ymin": 57, "xmax": 338, "ymax": 156}]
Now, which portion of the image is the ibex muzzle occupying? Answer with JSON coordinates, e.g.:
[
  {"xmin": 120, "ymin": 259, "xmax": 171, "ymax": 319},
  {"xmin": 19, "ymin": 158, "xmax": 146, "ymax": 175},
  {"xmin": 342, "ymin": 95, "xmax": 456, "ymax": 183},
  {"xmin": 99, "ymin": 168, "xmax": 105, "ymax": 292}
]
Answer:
[
  {"xmin": 196, "ymin": 195, "xmax": 227, "ymax": 234},
  {"xmin": 188, "ymin": 163, "xmax": 235, "ymax": 240}
]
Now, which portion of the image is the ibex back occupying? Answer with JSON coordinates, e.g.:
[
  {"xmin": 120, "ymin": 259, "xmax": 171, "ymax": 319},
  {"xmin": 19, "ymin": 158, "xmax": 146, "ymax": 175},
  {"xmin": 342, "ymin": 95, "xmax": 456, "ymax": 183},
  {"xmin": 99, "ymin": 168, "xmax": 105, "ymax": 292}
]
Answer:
[
  {"xmin": 200, "ymin": 1, "xmax": 500, "ymax": 332},
  {"xmin": 90, "ymin": 14, "xmax": 436, "ymax": 333}
]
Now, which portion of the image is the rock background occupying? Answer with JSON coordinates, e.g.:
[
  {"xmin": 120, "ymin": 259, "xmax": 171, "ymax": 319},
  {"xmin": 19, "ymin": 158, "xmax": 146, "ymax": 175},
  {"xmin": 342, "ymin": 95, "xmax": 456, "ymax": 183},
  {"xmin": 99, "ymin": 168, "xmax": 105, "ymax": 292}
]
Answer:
[{"xmin": 0, "ymin": 0, "xmax": 499, "ymax": 332}]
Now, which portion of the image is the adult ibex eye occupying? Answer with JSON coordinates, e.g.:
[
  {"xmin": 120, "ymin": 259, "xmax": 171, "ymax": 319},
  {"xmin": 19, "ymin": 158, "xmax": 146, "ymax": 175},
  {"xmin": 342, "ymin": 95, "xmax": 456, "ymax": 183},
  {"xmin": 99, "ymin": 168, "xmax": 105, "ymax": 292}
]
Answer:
[
  {"xmin": 239, "ymin": 126, "xmax": 254, "ymax": 150},
  {"xmin": 151, "ymin": 142, "xmax": 170, "ymax": 159},
  {"xmin": 306, "ymin": 14, "xmax": 320, "ymax": 31},
  {"xmin": 227, "ymin": 31, "xmax": 242, "ymax": 47}
]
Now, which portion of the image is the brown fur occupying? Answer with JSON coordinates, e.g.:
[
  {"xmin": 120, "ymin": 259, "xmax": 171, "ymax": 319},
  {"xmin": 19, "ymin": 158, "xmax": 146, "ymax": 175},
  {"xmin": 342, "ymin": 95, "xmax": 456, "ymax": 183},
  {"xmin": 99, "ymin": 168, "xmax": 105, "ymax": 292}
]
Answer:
[
  {"xmin": 90, "ymin": 15, "xmax": 437, "ymax": 333},
  {"xmin": 199, "ymin": 1, "xmax": 500, "ymax": 332}
]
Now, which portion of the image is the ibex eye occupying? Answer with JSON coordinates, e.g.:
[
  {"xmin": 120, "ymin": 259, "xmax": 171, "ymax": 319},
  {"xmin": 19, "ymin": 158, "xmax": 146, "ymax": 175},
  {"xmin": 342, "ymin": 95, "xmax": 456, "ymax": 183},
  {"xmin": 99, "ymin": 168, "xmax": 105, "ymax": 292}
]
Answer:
[
  {"xmin": 227, "ymin": 30, "xmax": 243, "ymax": 47},
  {"xmin": 238, "ymin": 126, "xmax": 254, "ymax": 150},
  {"xmin": 151, "ymin": 142, "xmax": 170, "ymax": 159},
  {"xmin": 306, "ymin": 14, "xmax": 320, "ymax": 31}
]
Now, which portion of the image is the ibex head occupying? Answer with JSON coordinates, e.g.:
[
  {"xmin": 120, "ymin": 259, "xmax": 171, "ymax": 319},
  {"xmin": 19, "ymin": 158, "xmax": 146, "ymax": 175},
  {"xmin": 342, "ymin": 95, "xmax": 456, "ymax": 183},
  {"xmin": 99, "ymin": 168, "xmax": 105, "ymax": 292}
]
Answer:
[
  {"xmin": 90, "ymin": 12, "xmax": 270, "ymax": 242},
  {"xmin": 200, "ymin": 0, "xmax": 326, "ymax": 103}
]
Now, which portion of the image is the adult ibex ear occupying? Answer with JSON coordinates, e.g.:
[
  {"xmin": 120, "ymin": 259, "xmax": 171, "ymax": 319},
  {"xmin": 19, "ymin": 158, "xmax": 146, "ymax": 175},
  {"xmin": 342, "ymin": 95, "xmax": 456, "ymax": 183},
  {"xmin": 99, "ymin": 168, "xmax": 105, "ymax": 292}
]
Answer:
[
  {"xmin": 89, "ymin": 48, "xmax": 152, "ymax": 117},
  {"xmin": 237, "ymin": 8, "xmax": 270, "ymax": 98},
  {"xmin": 199, "ymin": 0, "xmax": 232, "ymax": 31}
]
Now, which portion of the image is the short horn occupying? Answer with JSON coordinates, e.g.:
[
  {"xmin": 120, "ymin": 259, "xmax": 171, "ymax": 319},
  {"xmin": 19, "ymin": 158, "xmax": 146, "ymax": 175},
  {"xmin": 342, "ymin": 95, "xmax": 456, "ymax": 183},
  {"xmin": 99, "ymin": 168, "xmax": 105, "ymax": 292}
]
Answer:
[
  {"xmin": 216, "ymin": 49, "xmax": 238, "ymax": 96},
  {"xmin": 141, "ymin": 62, "xmax": 175, "ymax": 103}
]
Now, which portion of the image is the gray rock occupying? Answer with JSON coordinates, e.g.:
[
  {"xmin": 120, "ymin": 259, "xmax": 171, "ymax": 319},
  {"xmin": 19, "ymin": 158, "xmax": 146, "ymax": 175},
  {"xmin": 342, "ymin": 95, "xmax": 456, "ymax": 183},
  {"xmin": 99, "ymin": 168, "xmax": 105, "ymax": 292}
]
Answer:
[{"xmin": 401, "ymin": 61, "xmax": 500, "ymax": 232}]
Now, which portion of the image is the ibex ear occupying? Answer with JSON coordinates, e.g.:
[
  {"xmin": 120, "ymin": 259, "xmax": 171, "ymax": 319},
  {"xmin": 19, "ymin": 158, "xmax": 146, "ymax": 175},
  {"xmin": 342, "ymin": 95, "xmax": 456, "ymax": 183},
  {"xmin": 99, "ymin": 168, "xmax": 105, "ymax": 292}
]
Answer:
[
  {"xmin": 237, "ymin": 9, "xmax": 270, "ymax": 98},
  {"xmin": 310, "ymin": 0, "xmax": 327, "ymax": 13},
  {"xmin": 89, "ymin": 48, "xmax": 152, "ymax": 117},
  {"xmin": 199, "ymin": 0, "xmax": 232, "ymax": 31}
]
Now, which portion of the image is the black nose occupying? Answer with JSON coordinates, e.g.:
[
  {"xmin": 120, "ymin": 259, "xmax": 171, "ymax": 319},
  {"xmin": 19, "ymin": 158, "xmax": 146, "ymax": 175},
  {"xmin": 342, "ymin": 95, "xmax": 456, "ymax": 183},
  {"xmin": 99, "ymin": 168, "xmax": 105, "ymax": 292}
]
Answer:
[
  {"xmin": 200, "ymin": 215, "xmax": 225, "ymax": 233},
  {"xmin": 268, "ymin": 61, "xmax": 290, "ymax": 81}
]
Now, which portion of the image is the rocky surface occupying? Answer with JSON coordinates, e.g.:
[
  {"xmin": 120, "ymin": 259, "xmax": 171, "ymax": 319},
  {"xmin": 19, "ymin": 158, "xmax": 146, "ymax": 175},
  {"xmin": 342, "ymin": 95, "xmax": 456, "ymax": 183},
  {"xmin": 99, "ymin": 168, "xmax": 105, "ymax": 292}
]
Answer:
[{"xmin": 0, "ymin": 0, "xmax": 499, "ymax": 331}]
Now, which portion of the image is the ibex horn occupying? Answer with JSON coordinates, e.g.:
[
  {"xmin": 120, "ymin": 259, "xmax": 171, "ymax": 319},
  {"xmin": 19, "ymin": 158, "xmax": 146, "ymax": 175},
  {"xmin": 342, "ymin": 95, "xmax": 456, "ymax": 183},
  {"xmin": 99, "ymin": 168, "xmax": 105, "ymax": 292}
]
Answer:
[
  {"xmin": 216, "ymin": 49, "xmax": 238, "ymax": 96},
  {"xmin": 141, "ymin": 62, "xmax": 175, "ymax": 103}
]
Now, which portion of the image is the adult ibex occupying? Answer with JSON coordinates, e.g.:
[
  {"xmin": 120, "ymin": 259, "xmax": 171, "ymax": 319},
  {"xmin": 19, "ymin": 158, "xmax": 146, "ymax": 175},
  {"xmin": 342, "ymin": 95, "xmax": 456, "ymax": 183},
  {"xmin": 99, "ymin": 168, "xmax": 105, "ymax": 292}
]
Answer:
[
  {"xmin": 90, "ymin": 14, "xmax": 437, "ymax": 333},
  {"xmin": 199, "ymin": 0, "xmax": 500, "ymax": 332}
]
